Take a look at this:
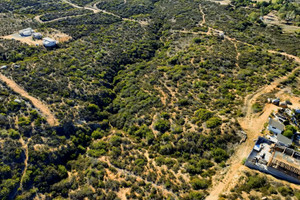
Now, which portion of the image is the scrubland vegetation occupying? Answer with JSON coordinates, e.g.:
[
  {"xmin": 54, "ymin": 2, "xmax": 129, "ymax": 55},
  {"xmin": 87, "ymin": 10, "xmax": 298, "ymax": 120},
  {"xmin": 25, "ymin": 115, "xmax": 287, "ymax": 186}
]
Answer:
[{"xmin": 0, "ymin": 0, "xmax": 299, "ymax": 199}]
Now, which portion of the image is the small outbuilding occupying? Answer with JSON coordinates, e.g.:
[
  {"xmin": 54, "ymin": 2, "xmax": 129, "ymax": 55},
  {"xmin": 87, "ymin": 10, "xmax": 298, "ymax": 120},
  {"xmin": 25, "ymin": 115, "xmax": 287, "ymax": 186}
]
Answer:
[
  {"xmin": 19, "ymin": 28, "xmax": 34, "ymax": 37},
  {"xmin": 43, "ymin": 37, "xmax": 57, "ymax": 47},
  {"xmin": 33, "ymin": 33, "xmax": 43, "ymax": 40},
  {"xmin": 279, "ymin": 101, "xmax": 288, "ymax": 108},
  {"xmin": 268, "ymin": 118, "xmax": 285, "ymax": 135},
  {"xmin": 0, "ymin": 65, "xmax": 7, "ymax": 70},
  {"xmin": 272, "ymin": 98, "xmax": 280, "ymax": 105}
]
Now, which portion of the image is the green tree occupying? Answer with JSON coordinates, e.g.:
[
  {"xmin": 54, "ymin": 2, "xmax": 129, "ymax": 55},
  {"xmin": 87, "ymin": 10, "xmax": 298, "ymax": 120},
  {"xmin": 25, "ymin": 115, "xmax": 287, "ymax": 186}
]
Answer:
[{"xmin": 154, "ymin": 119, "xmax": 170, "ymax": 133}]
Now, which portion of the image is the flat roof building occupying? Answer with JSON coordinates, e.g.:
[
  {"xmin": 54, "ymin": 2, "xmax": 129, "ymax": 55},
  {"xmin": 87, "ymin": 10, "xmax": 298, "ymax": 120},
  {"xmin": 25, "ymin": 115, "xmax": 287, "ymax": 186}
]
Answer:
[
  {"xmin": 19, "ymin": 28, "xmax": 34, "ymax": 37},
  {"xmin": 43, "ymin": 37, "xmax": 57, "ymax": 47},
  {"xmin": 33, "ymin": 33, "xmax": 43, "ymax": 39}
]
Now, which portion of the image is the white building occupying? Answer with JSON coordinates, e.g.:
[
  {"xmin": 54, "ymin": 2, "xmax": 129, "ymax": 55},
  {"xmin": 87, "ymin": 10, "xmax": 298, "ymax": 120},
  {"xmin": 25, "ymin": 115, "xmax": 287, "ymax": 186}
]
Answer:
[
  {"xmin": 33, "ymin": 33, "xmax": 43, "ymax": 39},
  {"xmin": 19, "ymin": 28, "xmax": 34, "ymax": 37},
  {"xmin": 268, "ymin": 118, "xmax": 285, "ymax": 135},
  {"xmin": 43, "ymin": 37, "xmax": 57, "ymax": 47}
]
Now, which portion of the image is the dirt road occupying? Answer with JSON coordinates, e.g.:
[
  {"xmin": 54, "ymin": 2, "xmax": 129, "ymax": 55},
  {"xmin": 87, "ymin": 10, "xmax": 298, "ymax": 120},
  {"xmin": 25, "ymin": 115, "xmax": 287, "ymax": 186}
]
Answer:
[
  {"xmin": 0, "ymin": 73, "xmax": 59, "ymax": 126},
  {"xmin": 34, "ymin": 14, "xmax": 89, "ymax": 24},
  {"xmin": 61, "ymin": 0, "xmax": 148, "ymax": 25}
]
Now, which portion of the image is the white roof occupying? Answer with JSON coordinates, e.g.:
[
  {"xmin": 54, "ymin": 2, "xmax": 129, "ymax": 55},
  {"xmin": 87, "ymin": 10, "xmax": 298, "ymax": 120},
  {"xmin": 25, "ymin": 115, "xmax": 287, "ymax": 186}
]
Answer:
[{"xmin": 43, "ymin": 37, "xmax": 56, "ymax": 42}]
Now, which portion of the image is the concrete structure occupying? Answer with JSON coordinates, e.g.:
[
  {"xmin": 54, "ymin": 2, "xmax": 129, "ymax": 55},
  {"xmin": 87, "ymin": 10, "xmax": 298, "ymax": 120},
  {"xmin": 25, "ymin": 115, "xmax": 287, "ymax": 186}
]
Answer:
[
  {"xmin": 33, "ymin": 33, "xmax": 43, "ymax": 39},
  {"xmin": 43, "ymin": 37, "xmax": 57, "ymax": 47},
  {"xmin": 19, "ymin": 28, "xmax": 34, "ymax": 37},
  {"xmin": 245, "ymin": 137, "xmax": 300, "ymax": 184},
  {"xmin": 268, "ymin": 118, "xmax": 285, "ymax": 135}
]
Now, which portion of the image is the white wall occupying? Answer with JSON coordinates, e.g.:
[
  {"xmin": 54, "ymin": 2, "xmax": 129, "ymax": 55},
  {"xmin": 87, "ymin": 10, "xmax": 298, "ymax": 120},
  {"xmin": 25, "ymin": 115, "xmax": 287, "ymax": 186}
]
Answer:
[{"xmin": 268, "ymin": 125, "xmax": 282, "ymax": 135}]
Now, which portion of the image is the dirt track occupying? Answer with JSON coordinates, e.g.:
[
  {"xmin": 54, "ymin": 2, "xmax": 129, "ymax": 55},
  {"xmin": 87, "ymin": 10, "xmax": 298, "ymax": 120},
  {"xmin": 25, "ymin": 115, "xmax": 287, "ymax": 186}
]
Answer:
[
  {"xmin": 0, "ymin": 73, "xmax": 59, "ymax": 126},
  {"xmin": 61, "ymin": 0, "xmax": 148, "ymax": 25}
]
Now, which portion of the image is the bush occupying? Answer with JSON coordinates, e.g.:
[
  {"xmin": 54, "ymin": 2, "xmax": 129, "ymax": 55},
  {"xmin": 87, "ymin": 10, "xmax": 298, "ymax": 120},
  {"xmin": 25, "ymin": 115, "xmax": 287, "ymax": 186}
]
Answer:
[
  {"xmin": 283, "ymin": 129, "xmax": 294, "ymax": 139},
  {"xmin": 206, "ymin": 117, "xmax": 222, "ymax": 128},
  {"xmin": 186, "ymin": 191, "xmax": 205, "ymax": 200},
  {"xmin": 212, "ymin": 148, "xmax": 228, "ymax": 163},
  {"xmin": 246, "ymin": 175, "xmax": 266, "ymax": 191},
  {"xmin": 190, "ymin": 178, "xmax": 210, "ymax": 190},
  {"xmin": 193, "ymin": 38, "xmax": 202, "ymax": 44},
  {"xmin": 278, "ymin": 186, "xmax": 293, "ymax": 196},
  {"xmin": 252, "ymin": 103, "xmax": 263, "ymax": 113},
  {"xmin": 91, "ymin": 129, "xmax": 104, "ymax": 139},
  {"xmin": 195, "ymin": 109, "xmax": 214, "ymax": 122},
  {"xmin": 154, "ymin": 119, "xmax": 170, "ymax": 133}
]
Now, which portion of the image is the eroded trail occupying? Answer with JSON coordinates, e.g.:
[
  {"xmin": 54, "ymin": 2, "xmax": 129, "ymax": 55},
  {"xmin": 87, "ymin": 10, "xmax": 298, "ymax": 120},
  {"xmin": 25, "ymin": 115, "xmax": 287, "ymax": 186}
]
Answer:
[
  {"xmin": 0, "ymin": 73, "xmax": 58, "ymax": 126},
  {"xmin": 199, "ymin": 5, "xmax": 206, "ymax": 26},
  {"xmin": 19, "ymin": 138, "xmax": 31, "ymax": 191}
]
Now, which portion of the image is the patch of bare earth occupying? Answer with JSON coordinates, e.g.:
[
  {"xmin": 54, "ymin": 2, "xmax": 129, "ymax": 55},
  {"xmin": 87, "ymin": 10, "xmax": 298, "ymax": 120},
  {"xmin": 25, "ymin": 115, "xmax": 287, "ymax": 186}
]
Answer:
[
  {"xmin": 0, "ymin": 28, "xmax": 71, "ymax": 46},
  {"xmin": 263, "ymin": 11, "xmax": 300, "ymax": 33}
]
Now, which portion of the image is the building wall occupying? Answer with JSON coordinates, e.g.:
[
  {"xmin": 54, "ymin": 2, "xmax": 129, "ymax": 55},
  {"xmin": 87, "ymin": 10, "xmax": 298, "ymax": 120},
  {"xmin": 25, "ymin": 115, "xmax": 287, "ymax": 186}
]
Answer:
[
  {"xmin": 268, "ymin": 125, "xmax": 282, "ymax": 135},
  {"xmin": 245, "ymin": 158, "xmax": 300, "ymax": 184}
]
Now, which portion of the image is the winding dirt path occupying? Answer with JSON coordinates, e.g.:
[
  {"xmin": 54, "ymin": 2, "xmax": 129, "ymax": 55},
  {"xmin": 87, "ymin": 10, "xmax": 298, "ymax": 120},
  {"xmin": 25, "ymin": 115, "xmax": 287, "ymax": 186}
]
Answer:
[
  {"xmin": 232, "ymin": 41, "xmax": 240, "ymax": 68},
  {"xmin": 154, "ymin": 86, "xmax": 167, "ymax": 106},
  {"xmin": 34, "ymin": 14, "xmax": 89, "ymax": 24},
  {"xmin": 60, "ymin": 0, "xmax": 148, "ymax": 25},
  {"xmin": 0, "ymin": 73, "xmax": 59, "ymax": 126},
  {"xmin": 199, "ymin": 5, "xmax": 206, "ymax": 26},
  {"xmin": 19, "ymin": 137, "xmax": 31, "ymax": 191}
]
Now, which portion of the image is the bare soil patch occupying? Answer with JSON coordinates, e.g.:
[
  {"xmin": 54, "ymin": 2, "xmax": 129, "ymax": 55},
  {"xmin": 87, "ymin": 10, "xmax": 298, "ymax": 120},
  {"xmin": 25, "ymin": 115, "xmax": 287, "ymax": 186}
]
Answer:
[
  {"xmin": 263, "ymin": 11, "xmax": 300, "ymax": 33},
  {"xmin": 1, "ymin": 28, "xmax": 71, "ymax": 46}
]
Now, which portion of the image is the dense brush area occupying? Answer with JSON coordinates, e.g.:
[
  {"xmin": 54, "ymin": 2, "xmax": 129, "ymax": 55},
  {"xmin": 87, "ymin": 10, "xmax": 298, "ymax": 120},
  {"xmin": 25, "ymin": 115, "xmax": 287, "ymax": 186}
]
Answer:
[{"xmin": 0, "ymin": 0, "xmax": 300, "ymax": 199}]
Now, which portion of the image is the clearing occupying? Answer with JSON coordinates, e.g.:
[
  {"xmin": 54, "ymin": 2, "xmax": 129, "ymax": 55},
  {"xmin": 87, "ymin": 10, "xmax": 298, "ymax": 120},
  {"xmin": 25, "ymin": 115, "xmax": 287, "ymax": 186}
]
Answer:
[
  {"xmin": 263, "ymin": 11, "xmax": 300, "ymax": 33},
  {"xmin": 1, "ymin": 28, "xmax": 71, "ymax": 46}
]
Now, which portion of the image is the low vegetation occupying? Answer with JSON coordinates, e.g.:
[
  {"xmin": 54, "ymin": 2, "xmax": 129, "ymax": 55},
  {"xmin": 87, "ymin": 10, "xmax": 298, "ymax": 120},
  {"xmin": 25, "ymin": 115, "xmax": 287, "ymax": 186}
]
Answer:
[{"xmin": 0, "ymin": 0, "xmax": 299, "ymax": 199}]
